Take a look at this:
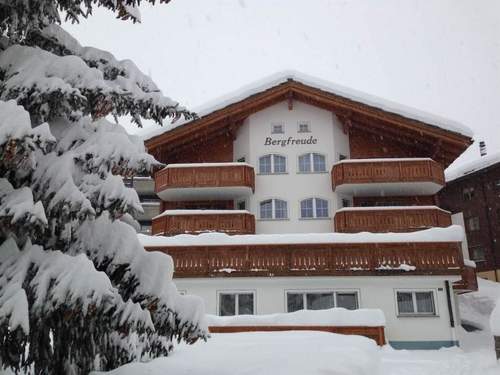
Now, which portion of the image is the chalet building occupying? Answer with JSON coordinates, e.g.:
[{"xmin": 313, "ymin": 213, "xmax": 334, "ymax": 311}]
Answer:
[
  {"xmin": 140, "ymin": 72, "xmax": 477, "ymax": 349},
  {"xmin": 440, "ymin": 151, "xmax": 500, "ymax": 282}
]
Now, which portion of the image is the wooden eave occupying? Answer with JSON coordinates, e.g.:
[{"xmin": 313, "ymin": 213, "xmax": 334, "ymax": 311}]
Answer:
[{"xmin": 145, "ymin": 80, "xmax": 472, "ymax": 166}]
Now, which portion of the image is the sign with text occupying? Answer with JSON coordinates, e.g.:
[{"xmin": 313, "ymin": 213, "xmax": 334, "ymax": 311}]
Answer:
[{"xmin": 264, "ymin": 136, "xmax": 318, "ymax": 147}]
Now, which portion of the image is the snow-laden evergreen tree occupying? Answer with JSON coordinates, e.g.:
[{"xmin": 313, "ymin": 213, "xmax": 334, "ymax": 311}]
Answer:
[{"xmin": 0, "ymin": 3, "xmax": 207, "ymax": 374}]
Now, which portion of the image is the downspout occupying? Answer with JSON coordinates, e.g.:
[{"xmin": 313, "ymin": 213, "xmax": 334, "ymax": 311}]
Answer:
[{"xmin": 445, "ymin": 280, "xmax": 458, "ymax": 345}]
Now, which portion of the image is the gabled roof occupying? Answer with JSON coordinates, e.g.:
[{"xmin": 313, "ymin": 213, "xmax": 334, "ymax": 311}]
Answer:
[{"xmin": 145, "ymin": 71, "xmax": 473, "ymax": 166}]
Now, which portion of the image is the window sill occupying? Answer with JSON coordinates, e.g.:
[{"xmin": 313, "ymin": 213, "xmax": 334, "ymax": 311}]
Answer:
[
  {"xmin": 258, "ymin": 218, "xmax": 290, "ymax": 222},
  {"xmin": 257, "ymin": 172, "xmax": 289, "ymax": 176},
  {"xmin": 299, "ymin": 217, "xmax": 331, "ymax": 221},
  {"xmin": 296, "ymin": 171, "xmax": 328, "ymax": 175}
]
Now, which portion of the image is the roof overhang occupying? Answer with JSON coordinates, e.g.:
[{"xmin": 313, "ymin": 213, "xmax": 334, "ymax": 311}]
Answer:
[{"xmin": 145, "ymin": 74, "xmax": 473, "ymax": 167}]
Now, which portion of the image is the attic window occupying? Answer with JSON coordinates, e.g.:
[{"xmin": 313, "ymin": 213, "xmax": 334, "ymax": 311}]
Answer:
[
  {"xmin": 271, "ymin": 123, "xmax": 284, "ymax": 134},
  {"xmin": 298, "ymin": 122, "xmax": 310, "ymax": 133}
]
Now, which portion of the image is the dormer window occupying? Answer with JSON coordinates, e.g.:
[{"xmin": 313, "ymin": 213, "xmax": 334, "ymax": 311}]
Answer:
[
  {"xmin": 298, "ymin": 122, "xmax": 310, "ymax": 133},
  {"xmin": 271, "ymin": 123, "xmax": 284, "ymax": 134}
]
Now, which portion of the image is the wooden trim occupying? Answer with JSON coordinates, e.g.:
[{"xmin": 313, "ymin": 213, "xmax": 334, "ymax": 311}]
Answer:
[
  {"xmin": 453, "ymin": 265, "xmax": 478, "ymax": 293},
  {"xmin": 334, "ymin": 207, "xmax": 452, "ymax": 233},
  {"xmin": 145, "ymin": 241, "xmax": 464, "ymax": 278},
  {"xmin": 208, "ymin": 325, "xmax": 386, "ymax": 346},
  {"xmin": 152, "ymin": 212, "xmax": 256, "ymax": 236},
  {"xmin": 155, "ymin": 164, "xmax": 255, "ymax": 193},
  {"xmin": 331, "ymin": 159, "xmax": 445, "ymax": 189}
]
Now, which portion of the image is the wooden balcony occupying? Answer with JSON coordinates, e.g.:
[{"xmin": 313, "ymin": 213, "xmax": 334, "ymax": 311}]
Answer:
[
  {"xmin": 331, "ymin": 158, "xmax": 445, "ymax": 196},
  {"xmin": 334, "ymin": 206, "xmax": 452, "ymax": 233},
  {"xmin": 155, "ymin": 163, "xmax": 255, "ymax": 201},
  {"xmin": 152, "ymin": 210, "xmax": 255, "ymax": 236},
  {"xmin": 453, "ymin": 265, "xmax": 478, "ymax": 293},
  {"xmin": 146, "ymin": 242, "xmax": 464, "ymax": 278}
]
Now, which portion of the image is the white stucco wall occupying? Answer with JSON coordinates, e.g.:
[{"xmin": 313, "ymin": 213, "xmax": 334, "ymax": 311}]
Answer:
[
  {"xmin": 176, "ymin": 275, "xmax": 460, "ymax": 345},
  {"xmin": 233, "ymin": 100, "xmax": 350, "ymax": 234}
]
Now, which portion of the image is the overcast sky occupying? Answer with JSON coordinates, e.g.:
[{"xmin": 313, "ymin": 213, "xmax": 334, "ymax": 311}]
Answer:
[{"xmin": 64, "ymin": 0, "xmax": 500, "ymax": 169}]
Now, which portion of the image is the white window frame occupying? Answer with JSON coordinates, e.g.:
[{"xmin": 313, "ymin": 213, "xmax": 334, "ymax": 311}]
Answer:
[
  {"xmin": 394, "ymin": 289, "xmax": 438, "ymax": 317},
  {"xmin": 285, "ymin": 289, "xmax": 360, "ymax": 312},
  {"xmin": 258, "ymin": 154, "xmax": 288, "ymax": 175},
  {"xmin": 271, "ymin": 123, "xmax": 285, "ymax": 134},
  {"xmin": 297, "ymin": 121, "xmax": 311, "ymax": 133},
  {"xmin": 217, "ymin": 290, "xmax": 256, "ymax": 316},
  {"xmin": 259, "ymin": 198, "xmax": 288, "ymax": 220},
  {"xmin": 297, "ymin": 152, "xmax": 327, "ymax": 173},
  {"xmin": 299, "ymin": 198, "xmax": 330, "ymax": 219}
]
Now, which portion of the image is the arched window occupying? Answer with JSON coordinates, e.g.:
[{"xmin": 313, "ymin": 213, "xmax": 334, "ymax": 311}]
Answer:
[
  {"xmin": 300, "ymin": 198, "xmax": 329, "ymax": 218},
  {"xmin": 260, "ymin": 199, "xmax": 288, "ymax": 219},
  {"xmin": 298, "ymin": 153, "xmax": 326, "ymax": 173},
  {"xmin": 259, "ymin": 154, "xmax": 287, "ymax": 174}
]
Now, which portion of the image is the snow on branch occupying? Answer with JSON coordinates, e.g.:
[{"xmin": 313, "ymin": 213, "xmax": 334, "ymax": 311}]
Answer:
[
  {"xmin": 25, "ymin": 25, "xmax": 196, "ymax": 126},
  {"xmin": 71, "ymin": 214, "xmax": 208, "ymax": 343}
]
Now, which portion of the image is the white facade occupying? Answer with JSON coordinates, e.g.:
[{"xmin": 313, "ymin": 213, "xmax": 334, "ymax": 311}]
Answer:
[
  {"xmin": 233, "ymin": 101, "xmax": 350, "ymax": 234},
  {"xmin": 176, "ymin": 275, "xmax": 460, "ymax": 347}
]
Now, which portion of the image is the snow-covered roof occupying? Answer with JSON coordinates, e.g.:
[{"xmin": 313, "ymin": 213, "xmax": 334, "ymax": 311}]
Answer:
[
  {"xmin": 140, "ymin": 225, "xmax": 464, "ymax": 247},
  {"xmin": 445, "ymin": 151, "xmax": 500, "ymax": 182},
  {"xmin": 143, "ymin": 70, "xmax": 473, "ymax": 141}
]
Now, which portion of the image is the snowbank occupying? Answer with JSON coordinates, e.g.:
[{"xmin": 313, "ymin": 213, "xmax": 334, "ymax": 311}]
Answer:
[
  {"xmin": 490, "ymin": 300, "xmax": 500, "ymax": 336},
  {"xmin": 206, "ymin": 308, "xmax": 385, "ymax": 327},
  {"xmin": 140, "ymin": 225, "xmax": 464, "ymax": 247},
  {"xmin": 459, "ymin": 278, "xmax": 500, "ymax": 332}
]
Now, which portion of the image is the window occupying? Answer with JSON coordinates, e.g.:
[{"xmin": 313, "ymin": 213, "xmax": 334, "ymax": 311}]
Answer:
[
  {"xmin": 298, "ymin": 153, "xmax": 326, "ymax": 173},
  {"xmin": 463, "ymin": 187, "xmax": 475, "ymax": 201},
  {"xmin": 260, "ymin": 199, "xmax": 288, "ymax": 220},
  {"xmin": 300, "ymin": 198, "xmax": 329, "ymax": 218},
  {"xmin": 237, "ymin": 200, "xmax": 246, "ymax": 210},
  {"xmin": 271, "ymin": 123, "xmax": 284, "ymax": 134},
  {"xmin": 298, "ymin": 122, "xmax": 311, "ymax": 133},
  {"xmin": 466, "ymin": 216, "xmax": 480, "ymax": 231},
  {"xmin": 286, "ymin": 291, "xmax": 359, "ymax": 312},
  {"xmin": 259, "ymin": 154, "xmax": 287, "ymax": 174},
  {"xmin": 219, "ymin": 292, "xmax": 255, "ymax": 316},
  {"xmin": 396, "ymin": 291, "xmax": 436, "ymax": 316},
  {"xmin": 469, "ymin": 246, "xmax": 486, "ymax": 262}
]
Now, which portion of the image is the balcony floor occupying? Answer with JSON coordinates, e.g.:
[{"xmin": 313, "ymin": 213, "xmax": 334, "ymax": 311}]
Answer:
[{"xmin": 334, "ymin": 181, "xmax": 444, "ymax": 197}]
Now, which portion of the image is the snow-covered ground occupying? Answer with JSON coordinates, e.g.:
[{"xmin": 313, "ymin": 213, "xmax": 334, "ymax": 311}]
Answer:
[{"xmin": 88, "ymin": 278, "xmax": 500, "ymax": 375}]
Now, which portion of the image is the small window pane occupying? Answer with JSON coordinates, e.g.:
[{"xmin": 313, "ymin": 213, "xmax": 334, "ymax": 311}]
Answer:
[
  {"xmin": 219, "ymin": 294, "xmax": 236, "ymax": 316},
  {"xmin": 336, "ymin": 293, "xmax": 358, "ymax": 310},
  {"xmin": 273, "ymin": 155, "xmax": 286, "ymax": 173},
  {"xmin": 260, "ymin": 200, "xmax": 273, "ymax": 219},
  {"xmin": 298, "ymin": 123, "xmax": 310, "ymax": 133},
  {"xmin": 315, "ymin": 199, "xmax": 329, "ymax": 218},
  {"xmin": 272, "ymin": 124, "xmax": 284, "ymax": 134},
  {"xmin": 397, "ymin": 292, "xmax": 414, "ymax": 314},
  {"xmin": 306, "ymin": 293, "xmax": 334, "ymax": 310},
  {"xmin": 415, "ymin": 292, "xmax": 435, "ymax": 314},
  {"xmin": 275, "ymin": 200, "xmax": 288, "ymax": 219},
  {"xmin": 287, "ymin": 293, "xmax": 304, "ymax": 312},
  {"xmin": 299, "ymin": 154, "xmax": 311, "ymax": 173},
  {"xmin": 301, "ymin": 199, "xmax": 314, "ymax": 218},
  {"xmin": 259, "ymin": 155, "xmax": 272, "ymax": 174},
  {"xmin": 313, "ymin": 153, "xmax": 326, "ymax": 172},
  {"xmin": 238, "ymin": 293, "xmax": 254, "ymax": 315}
]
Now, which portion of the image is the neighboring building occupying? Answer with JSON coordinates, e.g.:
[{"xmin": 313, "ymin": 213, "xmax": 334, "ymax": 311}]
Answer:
[
  {"xmin": 125, "ymin": 177, "xmax": 159, "ymax": 234},
  {"xmin": 440, "ymin": 151, "xmax": 500, "ymax": 282},
  {"xmin": 140, "ymin": 72, "xmax": 477, "ymax": 349}
]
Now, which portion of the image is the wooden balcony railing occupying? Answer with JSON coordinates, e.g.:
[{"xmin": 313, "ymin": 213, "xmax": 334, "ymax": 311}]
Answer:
[
  {"xmin": 146, "ymin": 242, "xmax": 463, "ymax": 278},
  {"xmin": 155, "ymin": 163, "xmax": 255, "ymax": 193},
  {"xmin": 334, "ymin": 206, "xmax": 452, "ymax": 233},
  {"xmin": 453, "ymin": 265, "xmax": 478, "ymax": 292},
  {"xmin": 152, "ymin": 211, "xmax": 255, "ymax": 236},
  {"xmin": 331, "ymin": 158, "xmax": 445, "ymax": 193}
]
